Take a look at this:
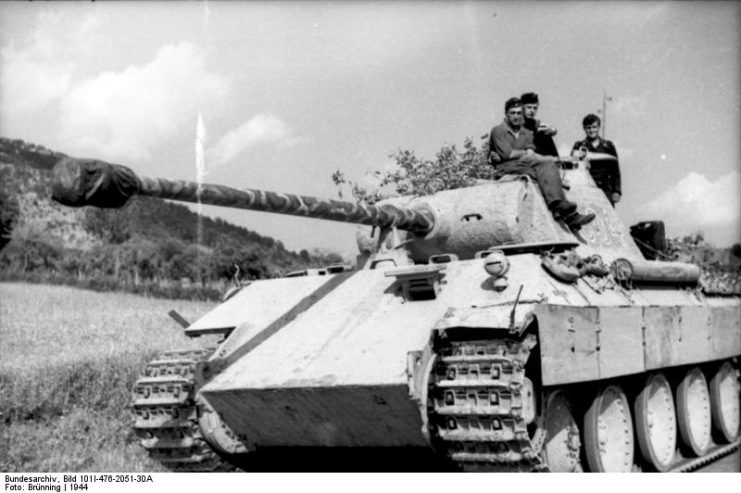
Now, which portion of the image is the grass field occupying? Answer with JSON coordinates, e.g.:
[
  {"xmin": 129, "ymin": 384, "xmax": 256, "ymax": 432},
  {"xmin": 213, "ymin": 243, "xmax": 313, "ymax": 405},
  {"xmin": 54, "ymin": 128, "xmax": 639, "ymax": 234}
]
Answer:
[{"xmin": 0, "ymin": 282, "xmax": 218, "ymax": 472}]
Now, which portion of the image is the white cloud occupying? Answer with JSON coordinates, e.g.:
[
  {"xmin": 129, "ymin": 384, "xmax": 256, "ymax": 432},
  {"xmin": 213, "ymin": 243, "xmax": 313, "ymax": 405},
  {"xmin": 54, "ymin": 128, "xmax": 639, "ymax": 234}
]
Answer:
[
  {"xmin": 1, "ymin": 11, "xmax": 230, "ymax": 163},
  {"xmin": 0, "ymin": 10, "xmax": 106, "ymax": 119},
  {"xmin": 641, "ymin": 171, "xmax": 740, "ymax": 246},
  {"xmin": 67, "ymin": 13, "xmax": 100, "ymax": 59},
  {"xmin": 0, "ymin": 11, "xmax": 77, "ymax": 117},
  {"xmin": 0, "ymin": 46, "xmax": 73, "ymax": 116},
  {"xmin": 59, "ymin": 42, "xmax": 229, "ymax": 162},
  {"xmin": 207, "ymin": 114, "xmax": 306, "ymax": 166}
]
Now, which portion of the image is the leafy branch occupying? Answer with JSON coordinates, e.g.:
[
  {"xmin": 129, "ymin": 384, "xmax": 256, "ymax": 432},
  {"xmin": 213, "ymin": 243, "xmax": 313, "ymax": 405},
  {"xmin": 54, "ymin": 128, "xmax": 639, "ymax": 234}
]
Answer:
[{"xmin": 333, "ymin": 137, "xmax": 495, "ymax": 204}]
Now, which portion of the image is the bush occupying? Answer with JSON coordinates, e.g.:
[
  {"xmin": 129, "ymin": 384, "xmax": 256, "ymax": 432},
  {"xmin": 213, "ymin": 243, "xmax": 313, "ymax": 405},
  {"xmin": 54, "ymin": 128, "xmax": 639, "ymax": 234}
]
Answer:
[{"xmin": 333, "ymin": 138, "xmax": 493, "ymax": 203}]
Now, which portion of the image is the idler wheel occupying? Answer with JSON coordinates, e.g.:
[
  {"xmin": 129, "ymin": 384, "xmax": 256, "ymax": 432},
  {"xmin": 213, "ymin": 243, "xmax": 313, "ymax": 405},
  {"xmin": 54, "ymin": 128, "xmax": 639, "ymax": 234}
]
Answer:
[
  {"xmin": 676, "ymin": 367, "xmax": 711, "ymax": 456},
  {"xmin": 197, "ymin": 397, "xmax": 252, "ymax": 457},
  {"xmin": 634, "ymin": 373, "xmax": 677, "ymax": 471},
  {"xmin": 541, "ymin": 391, "xmax": 583, "ymax": 472},
  {"xmin": 709, "ymin": 361, "xmax": 740, "ymax": 443},
  {"xmin": 584, "ymin": 385, "xmax": 634, "ymax": 472}
]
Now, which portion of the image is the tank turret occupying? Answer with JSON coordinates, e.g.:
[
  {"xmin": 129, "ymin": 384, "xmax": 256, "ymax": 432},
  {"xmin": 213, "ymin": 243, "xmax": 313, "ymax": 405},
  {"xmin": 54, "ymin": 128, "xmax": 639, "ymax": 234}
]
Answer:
[{"xmin": 52, "ymin": 155, "xmax": 635, "ymax": 264}]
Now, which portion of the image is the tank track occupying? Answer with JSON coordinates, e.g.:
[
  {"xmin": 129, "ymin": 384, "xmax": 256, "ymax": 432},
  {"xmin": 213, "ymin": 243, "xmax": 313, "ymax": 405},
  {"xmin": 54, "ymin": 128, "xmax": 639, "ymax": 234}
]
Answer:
[
  {"xmin": 131, "ymin": 348, "xmax": 236, "ymax": 472},
  {"xmin": 669, "ymin": 440, "xmax": 740, "ymax": 472},
  {"xmin": 427, "ymin": 334, "xmax": 547, "ymax": 472},
  {"xmin": 428, "ymin": 334, "xmax": 739, "ymax": 472}
]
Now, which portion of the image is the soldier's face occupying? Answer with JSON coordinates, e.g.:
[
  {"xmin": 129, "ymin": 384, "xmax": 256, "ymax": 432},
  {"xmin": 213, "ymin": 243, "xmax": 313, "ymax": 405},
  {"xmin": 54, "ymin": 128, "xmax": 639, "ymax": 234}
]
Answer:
[
  {"xmin": 506, "ymin": 106, "xmax": 523, "ymax": 127},
  {"xmin": 584, "ymin": 123, "xmax": 600, "ymax": 139},
  {"xmin": 523, "ymin": 103, "xmax": 538, "ymax": 120}
]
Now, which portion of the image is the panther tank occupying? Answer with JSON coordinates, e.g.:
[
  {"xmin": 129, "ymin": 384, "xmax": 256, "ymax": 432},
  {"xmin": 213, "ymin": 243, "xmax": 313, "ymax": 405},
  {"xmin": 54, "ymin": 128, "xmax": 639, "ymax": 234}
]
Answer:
[{"xmin": 51, "ymin": 155, "xmax": 740, "ymax": 472}]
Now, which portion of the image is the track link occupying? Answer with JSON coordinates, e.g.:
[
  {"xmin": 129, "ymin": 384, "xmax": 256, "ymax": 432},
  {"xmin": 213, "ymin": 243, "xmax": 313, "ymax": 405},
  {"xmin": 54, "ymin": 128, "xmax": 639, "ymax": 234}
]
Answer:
[
  {"xmin": 131, "ymin": 348, "xmax": 235, "ymax": 472},
  {"xmin": 428, "ymin": 336, "xmax": 738, "ymax": 472},
  {"xmin": 427, "ymin": 334, "xmax": 546, "ymax": 472},
  {"xmin": 670, "ymin": 440, "xmax": 740, "ymax": 472}
]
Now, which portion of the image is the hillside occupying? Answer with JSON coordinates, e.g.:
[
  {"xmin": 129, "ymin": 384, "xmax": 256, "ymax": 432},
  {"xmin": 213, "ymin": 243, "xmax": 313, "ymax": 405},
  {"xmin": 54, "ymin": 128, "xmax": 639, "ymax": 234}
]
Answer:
[{"xmin": 0, "ymin": 137, "xmax": 343, "ymax": 299}]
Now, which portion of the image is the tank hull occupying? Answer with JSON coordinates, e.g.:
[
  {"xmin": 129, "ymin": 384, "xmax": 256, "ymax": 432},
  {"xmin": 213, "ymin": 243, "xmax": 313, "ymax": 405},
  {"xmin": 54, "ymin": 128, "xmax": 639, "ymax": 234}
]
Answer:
[
  {"xmin": 201, "ymin": 385, "xmax": 427, "ymax": 447},
  {"xmin": 186, "ymin": 253, "xmax": 739, "ymax": 468}
]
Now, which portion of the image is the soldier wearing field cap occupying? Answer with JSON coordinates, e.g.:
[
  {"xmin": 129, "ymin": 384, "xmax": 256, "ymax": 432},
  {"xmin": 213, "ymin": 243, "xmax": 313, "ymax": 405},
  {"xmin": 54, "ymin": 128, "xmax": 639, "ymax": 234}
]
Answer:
[
  {"xmin": 521, "ymin": 92, "xmax": 559, "ymax": 157},
  {"xmin": 488, "ymin": 97, "xmax": 595, "ymax": 230}
]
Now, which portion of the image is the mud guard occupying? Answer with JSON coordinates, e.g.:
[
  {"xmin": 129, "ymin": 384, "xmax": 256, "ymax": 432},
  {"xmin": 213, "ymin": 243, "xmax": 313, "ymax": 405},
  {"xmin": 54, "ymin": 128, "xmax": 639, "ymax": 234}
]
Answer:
[{"xmin": 534, "ymin": 304, "xmax": 741, "ymax": 386}]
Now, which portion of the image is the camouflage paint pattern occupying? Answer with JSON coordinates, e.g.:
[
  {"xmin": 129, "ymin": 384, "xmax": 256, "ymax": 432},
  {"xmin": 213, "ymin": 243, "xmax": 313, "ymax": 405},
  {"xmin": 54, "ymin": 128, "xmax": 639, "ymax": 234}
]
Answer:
[
  {"xmin": 137, "ymin": 176, "xmax": 434, "ymax": 233},
  {"xmin": 51, "ymin": 157, "xmax": 435, "ymax": 233}
]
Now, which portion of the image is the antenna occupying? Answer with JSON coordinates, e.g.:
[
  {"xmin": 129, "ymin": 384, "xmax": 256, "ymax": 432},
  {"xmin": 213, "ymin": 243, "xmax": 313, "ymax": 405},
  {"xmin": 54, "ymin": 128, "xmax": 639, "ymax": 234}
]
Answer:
[{"xmin": 597, "ymin": 91, "xmax": 613, "ymax": 138}]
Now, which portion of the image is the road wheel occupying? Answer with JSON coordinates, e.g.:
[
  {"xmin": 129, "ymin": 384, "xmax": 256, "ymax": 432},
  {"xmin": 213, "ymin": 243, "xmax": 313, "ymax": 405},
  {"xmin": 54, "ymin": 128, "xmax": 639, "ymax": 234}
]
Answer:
[
  {"xmin": 676, "ymin": 367, "xmax": 712, "ymax": 456},
  {"xmin": 709, "ymin": 361, "xmax": 740, "ymax": 443},
  {"xmin": 541, "ymin": 391, "xmax": 583, "ymax": 472},
  {"xmin": 634, "ymin": 373, "xmax": 676, "ymax": 471},
  {"xmin": 584, "ymin": 385, "xmax": 634, "ymax": 472}
]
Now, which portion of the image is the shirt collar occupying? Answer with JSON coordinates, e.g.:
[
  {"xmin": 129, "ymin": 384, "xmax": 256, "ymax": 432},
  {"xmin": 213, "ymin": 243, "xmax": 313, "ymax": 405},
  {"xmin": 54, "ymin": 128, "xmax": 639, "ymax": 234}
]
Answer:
[{"xmin": 503, "ymin": 118, "xmax": 522, "ymax": 136}]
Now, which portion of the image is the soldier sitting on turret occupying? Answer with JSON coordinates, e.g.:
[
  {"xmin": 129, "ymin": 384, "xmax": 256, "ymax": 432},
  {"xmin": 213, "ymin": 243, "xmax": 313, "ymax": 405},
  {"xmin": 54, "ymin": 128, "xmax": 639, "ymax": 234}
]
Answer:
[
  {"xmin": 521, "ymin": 92, "xmax": 559, "ymax": 158},
  {"xmin": 488, "ymin": 97, "xmax": 595, "ymax": 230}
]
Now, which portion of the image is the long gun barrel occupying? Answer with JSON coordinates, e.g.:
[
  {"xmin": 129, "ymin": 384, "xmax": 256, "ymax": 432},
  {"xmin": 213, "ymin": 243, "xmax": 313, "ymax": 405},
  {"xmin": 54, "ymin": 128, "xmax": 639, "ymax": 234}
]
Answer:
[{"xmin": 51, "ymin": 157, "xmax": 435, "ymax": 234}]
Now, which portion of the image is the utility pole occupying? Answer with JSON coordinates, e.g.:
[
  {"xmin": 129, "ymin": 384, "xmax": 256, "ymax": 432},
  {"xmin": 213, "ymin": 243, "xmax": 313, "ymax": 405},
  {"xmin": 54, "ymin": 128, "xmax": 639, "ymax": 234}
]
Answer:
[{"xmin": 597, "ymin": 91, "xmax": 613, "ymax": 138}]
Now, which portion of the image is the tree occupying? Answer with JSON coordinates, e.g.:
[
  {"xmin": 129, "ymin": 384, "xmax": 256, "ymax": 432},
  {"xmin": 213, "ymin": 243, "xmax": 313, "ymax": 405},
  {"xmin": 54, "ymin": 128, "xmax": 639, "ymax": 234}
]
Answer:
[
  {"xmin": 332, "ymin": 138, "xmax": 493, "ymax": 204},
  {"xmin": 84, "ymin": 207, "xmax": 131, "ymax": 244},
  {"xmin": 730, "ymin": 243, "xmax": 741, "ymax": 259},
  {"xmin": 124, "ymin": 238, "xmax": 160, "ymax": 281},
  {"xmin": 7, "ymin": 220, "xmax": 48, "ymax": 271},
  {"xmin": 0, "ymin": 167, "xmax": 20, "ymax": 251}
]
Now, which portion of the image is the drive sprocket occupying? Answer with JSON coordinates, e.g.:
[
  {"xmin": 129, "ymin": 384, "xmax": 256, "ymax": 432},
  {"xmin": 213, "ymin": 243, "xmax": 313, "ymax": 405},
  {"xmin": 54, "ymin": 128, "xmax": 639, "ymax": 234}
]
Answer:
[{"xmin": 131, "ymin": 348, "xmax": 238, "ymax": 471}]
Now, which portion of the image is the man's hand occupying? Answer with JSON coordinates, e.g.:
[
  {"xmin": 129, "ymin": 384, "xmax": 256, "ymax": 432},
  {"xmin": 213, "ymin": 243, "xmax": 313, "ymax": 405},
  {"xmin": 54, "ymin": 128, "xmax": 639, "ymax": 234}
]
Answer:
[
  {"xmin": 572, "ymin": 146, "xmax": 588, "ymax": 160},
  {"xmin": 612, "ymin": 192, "xmax": 621, "ymax": 204},
  {"xmin": 538, "ymin": 123, "xmax": 557, "ymax": 136}
]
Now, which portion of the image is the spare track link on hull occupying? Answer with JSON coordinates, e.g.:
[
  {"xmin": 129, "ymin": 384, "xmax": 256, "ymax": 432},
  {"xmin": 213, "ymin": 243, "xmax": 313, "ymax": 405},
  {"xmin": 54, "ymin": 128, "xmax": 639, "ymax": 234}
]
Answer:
[
  {"xmin": 131, "ymin": 348, "xmax": 234, "ymax": 472},
  {"xmin": 428, "ymin": 334, "xmax": 545, "ymax": 472}
]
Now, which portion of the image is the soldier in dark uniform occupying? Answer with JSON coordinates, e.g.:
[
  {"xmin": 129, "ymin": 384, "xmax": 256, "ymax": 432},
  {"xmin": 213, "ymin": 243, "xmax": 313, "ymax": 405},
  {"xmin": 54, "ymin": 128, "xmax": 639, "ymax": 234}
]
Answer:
[
  {"xmin": 488, "ymin": 97, "xmax": 595, "ymax": 230},
  {"xmin": 572, "ymin": 114, "xmax": 621, "ymax": 206},
  {"xmin": 521, "ymin": 92, "xmax": 559, "ymax": 157}
]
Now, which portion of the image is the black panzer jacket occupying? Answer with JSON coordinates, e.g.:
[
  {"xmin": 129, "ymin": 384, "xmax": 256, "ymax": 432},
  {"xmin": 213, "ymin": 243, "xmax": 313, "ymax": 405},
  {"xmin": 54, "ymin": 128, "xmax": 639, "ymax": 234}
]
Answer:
[
  {"xmin": 571, "ymin": 137, "xmax": 621, "ymax": 197},
  {"xmin": 523, "ymin": 118, "xmax": 559, "ymax": 158}
]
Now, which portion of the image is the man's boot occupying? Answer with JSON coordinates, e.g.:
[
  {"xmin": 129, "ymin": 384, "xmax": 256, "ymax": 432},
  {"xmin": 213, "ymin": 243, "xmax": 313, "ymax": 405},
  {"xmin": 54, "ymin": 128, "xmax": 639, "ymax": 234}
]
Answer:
[
  {"xmin": 550, "ymin": 199, "xmax": 577, "ymax": 217},
  {"xmin": 564, "ymin": 211, "xmax": 596, "ymax": 230}
]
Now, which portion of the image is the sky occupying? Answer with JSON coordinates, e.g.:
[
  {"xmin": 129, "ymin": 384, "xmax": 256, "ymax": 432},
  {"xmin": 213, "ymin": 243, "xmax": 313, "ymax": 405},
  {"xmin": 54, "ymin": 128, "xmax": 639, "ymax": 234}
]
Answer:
[{"xmin": 1, "ymin": 1, "xmax": 739, "ymax": 259}]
